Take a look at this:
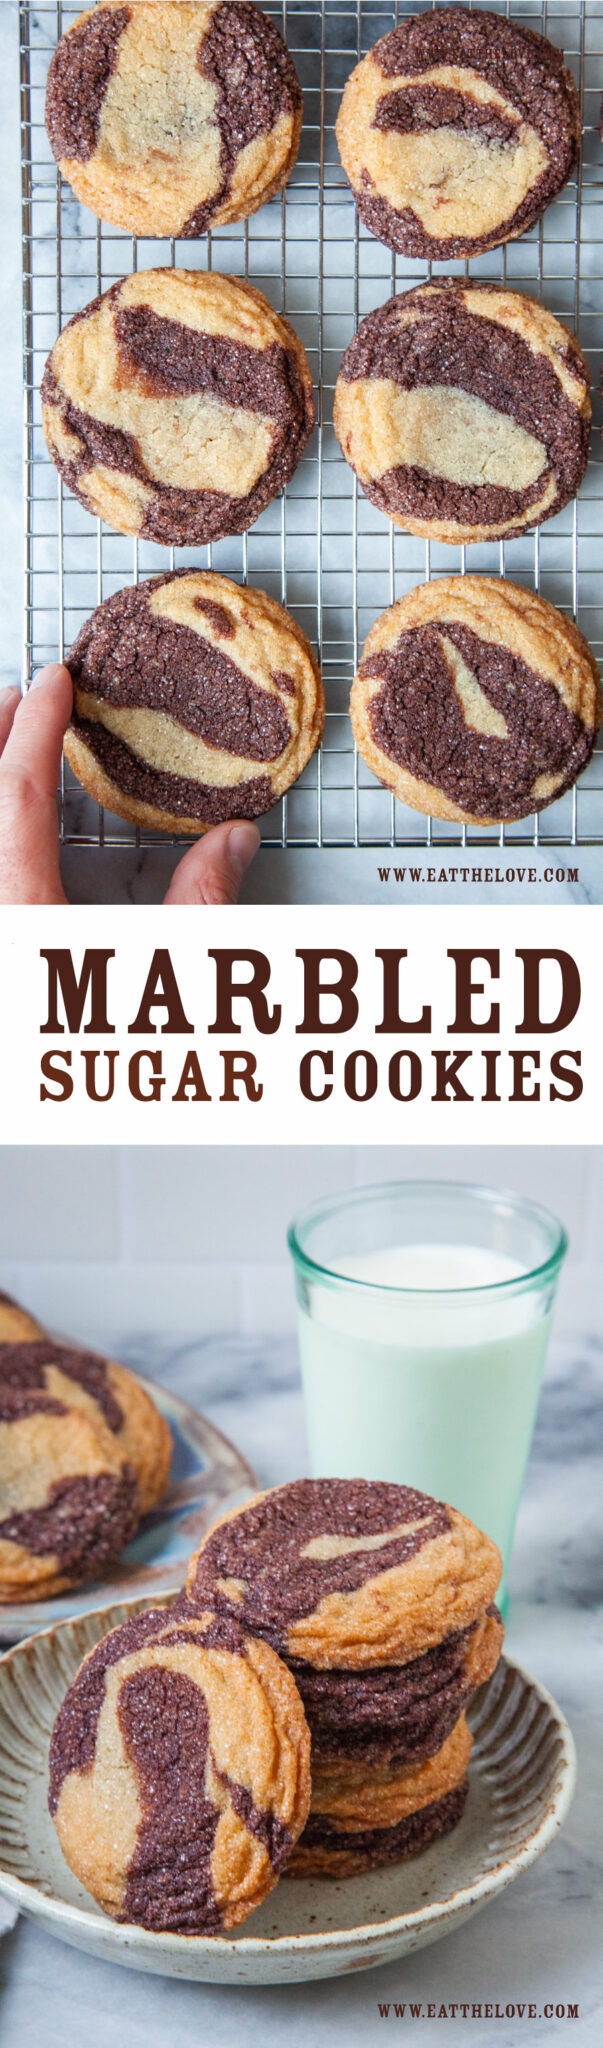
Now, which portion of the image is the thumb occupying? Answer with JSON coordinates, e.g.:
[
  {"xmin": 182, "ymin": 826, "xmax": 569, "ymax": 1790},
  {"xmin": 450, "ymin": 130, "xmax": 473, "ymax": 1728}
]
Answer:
[{"xmin": 163, "ymin": 821, "xmax": 261, "ymax": 906}]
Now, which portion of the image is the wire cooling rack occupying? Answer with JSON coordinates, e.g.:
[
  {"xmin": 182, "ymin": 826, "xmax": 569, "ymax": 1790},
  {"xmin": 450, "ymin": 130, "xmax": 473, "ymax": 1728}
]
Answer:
[{"xmin": 19, "ymin": 0, "xmax": 603, "ymax": 851}]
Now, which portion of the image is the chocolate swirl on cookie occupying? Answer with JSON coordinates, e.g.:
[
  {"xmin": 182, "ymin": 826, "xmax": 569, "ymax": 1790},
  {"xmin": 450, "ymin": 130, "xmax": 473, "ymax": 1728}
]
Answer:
[
  {"xmin": 0, "ymin": 1361, "xmax": 140, "ymax": 1601},
  {"xmin": 0, "ymin": 1335, "xmax": 176, "ymax": 1600},
  {"xmin": 0, "ymin": 1384, "xmax": 65, "ymax": 1424},
  {"xmin": 63, "ymin": 570, "xmax": 324, "ymax": 835},
  {"xmin": 45, "ymin": 4, "xmax": 131, "ymax": 164},
  {"xmin": 70, "ymin": 593, "xmax": 291, "ymax": 759},
  {"xmin": 350, "ymin": 576, "xmax": 601, "ymax": 828},
  {"xmin": 0, "ymin": 1340, "xmax": 124, "ymax": 1433},
  {"xmin": 363, "ymin": 622, "xmax": 593, "ymax": 823},
  {"xmin": 309, "ymin": 1709, "xmax": 472, "ymax": 1815},
  {"xmin": 187, "ymin": 1478, "xmax": 502, "ymax": 1670},
  {"xmin": 336, "ymin": 6, "xmax": 580, "ymax": 259},
  {"xmin": 41, "ymin": 269, "xmax": 314, "ymax": 547},
  {"xmin": 189, "ymin": 1479, "xmax": 451, "ymax": 1648},
  {"xmin": 291, "ymin": 1605, "xmax": 503, "ymax": 1776},
  {"xmin": 0, "ymin": 1471, "xmax": 139, "ymax": 1577},
  {"xmin": 334, "ymin": 281, "xmax": 590, "ymax": 544},
  {"xmin": 184, "ymin": 1, "xmax": 302, "ymax": 235}
]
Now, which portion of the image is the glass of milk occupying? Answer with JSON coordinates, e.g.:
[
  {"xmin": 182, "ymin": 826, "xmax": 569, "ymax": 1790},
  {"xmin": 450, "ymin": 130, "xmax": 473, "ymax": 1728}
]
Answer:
[{"xmin": 288, "ymin": 1181, "xmax": 567, "ymax": 1604}]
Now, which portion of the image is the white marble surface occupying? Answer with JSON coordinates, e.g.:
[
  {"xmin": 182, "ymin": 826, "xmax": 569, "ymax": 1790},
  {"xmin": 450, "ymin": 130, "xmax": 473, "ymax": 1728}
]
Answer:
[
  {"xmin": 57, "ymin": 842, "xmax": 603, "ymax": 907},
  {"xmin": 1, "ymin": 1316, "xmax": 602, "ymax": 2046}
]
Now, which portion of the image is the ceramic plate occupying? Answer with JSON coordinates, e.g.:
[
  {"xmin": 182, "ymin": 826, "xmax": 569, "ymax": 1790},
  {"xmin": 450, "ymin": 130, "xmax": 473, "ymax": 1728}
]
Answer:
[
  {"xmin": 0, "ymin": 1603, "xmax": 576, "ymax": 1985},
  {"xmin": 0, "ymin": 1383, "xmax": 256, "ymax": 1642}
]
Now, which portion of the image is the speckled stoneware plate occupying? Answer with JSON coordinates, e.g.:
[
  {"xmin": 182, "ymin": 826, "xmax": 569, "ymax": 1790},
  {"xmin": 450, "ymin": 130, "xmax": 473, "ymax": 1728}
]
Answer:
[
  {"xmin": 0, "ymin": 1383, "xmax": 256, "ymax": 1642},
  {"xmin": 0, "ymin": 1604, "xmax": 576, "ymax": 1986}
]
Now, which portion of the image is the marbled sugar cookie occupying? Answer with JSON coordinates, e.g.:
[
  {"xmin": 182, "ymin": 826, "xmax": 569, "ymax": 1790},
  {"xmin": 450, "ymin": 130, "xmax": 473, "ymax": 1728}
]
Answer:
[
  {"xmin": 336, "ymin": 6, "xmax": 580, "ymax": 259},
  {"xmin": 64, "ymin": 571, "xmax": 324, "ymax": 834},
  {"xmin": 333, "ymin": 280, "xmax": 591, "ymax": 545},
  {"xmin": 49, "ymin": 1606, "xmax": 311, "ymax": 1932},
  {"xmin": 350, "ymin": 576, "xmax": 602, "ymax": 829},
  {"xmin": 291, "ymin": 1607, "xmax": 503, "ymax": 1769},
  {"xmin": 0, "ymin": 1334, "xmax": 171, "ymax": 1520},
  {"xmin": 45, "ymin": 0, "xmax": 302, "ymax": 237},
  {"xmin": 290, "ymin": 1718, "xmax": 472, "ymax": 1879},
  {"xmin": 41, "ymin": 270, "xmax": 314, "ymax": 546},
  {"xmin": 0, "ymin": 1378, "xmax": 139, "ymax": 1603},
  {"xmin": 186, "ymin": 1477, "xmax": 502, "ymax": 1668}
]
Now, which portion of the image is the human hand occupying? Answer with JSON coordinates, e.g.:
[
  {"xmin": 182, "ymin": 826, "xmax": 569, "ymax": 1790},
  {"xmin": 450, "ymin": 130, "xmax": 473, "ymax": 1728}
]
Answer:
[{"xmin": 0, "ymin": 665, "xmax": 260, "ymax": 905}]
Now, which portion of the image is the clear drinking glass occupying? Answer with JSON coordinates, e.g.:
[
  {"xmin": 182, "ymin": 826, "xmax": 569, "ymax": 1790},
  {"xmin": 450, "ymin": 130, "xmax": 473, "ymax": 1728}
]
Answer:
[{"xmin": 288, "ymin": 1181, "xmax": 567, "ymax": 1605}]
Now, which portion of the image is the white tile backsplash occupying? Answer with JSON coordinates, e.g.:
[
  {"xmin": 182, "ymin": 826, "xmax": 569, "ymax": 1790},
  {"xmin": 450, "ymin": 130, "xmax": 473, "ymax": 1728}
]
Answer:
[
  {"xmin": 0, "ymin": 1150, "xmax": 119, "ymax": 1261},
  {"xmin": 120, "ymin": 1147, "xmax": 355, "ymax": 1263},
  {"xmin": 349, "ymin": 1146, "xmax": 592, "ymax": 1265},
  {"xmin": 3, "ymin": 1259, "xmax": 240, "ymax": 1356},
  {"xmin": 0, "ymin": 1147, "xmax": 599, "ymax": 1352},
  {"xmin": 239, "ymin": 1260, "xmax": 297, "ymax": 1337}
]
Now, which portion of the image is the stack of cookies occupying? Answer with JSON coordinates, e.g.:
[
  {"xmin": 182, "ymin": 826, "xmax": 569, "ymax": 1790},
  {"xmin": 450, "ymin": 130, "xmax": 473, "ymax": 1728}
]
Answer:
[
  {"xmin": 48, "ymin": 1476, "xmax": 503, "ymax": 1932},
  {"xmin": 0, "ymin": 1292, "xmax": 171, "ymax": 1603},
  {"xmin": 185, "ymin": 1477, "xmax": 503, "ymax": 1878}
]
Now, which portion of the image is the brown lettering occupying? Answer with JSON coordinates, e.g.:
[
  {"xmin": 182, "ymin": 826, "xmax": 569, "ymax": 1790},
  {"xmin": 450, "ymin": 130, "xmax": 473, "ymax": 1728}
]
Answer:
[
  {"xmin": 220, "ymin": 1051, "xmax": 262, "ymax": 1102},
  {"xmin": 129, "ymin": 950, "xmax": 193, "ymax": 1035},
  {"xmin": 516, "ymin": 949, "xmax": 581, "ymax": 1032},
  {"xmin": 209, "ymin": 952, "xmax": 280, "ymax": 1035},
  {"xmin": 550, "ymin": 1050, "xmax": 583, "ymax": 1101},
  {"xmin": 510, "ymin": 1050, "xmax": 541, "ymax": 1100},
  {"xmin": 41, "ymin": 948, "xmax": 114, "ymax": 1033},
  {"xmin": 128, "ymin": 1050, "xmax": 165, "ymax": 1101},
  {"xmin": 448, "ymin": 949, "xmax": 500, "ymax": 1032},
  {"xmin": 297, "ymin": 951, "xmax": 358, "ymax": 1033},
  {"xmin": 40, "ymin": 1049, "xmax": 73, "ymax": 1100},
  {"xmin": 299, "ymin": 1050, "xmax": 333, "ymax": 1101},
  {"xmin": 375, "ymin": 950, "xmax": 431, "ymax": 1032},
  {"xmin": 172, "ymin": 1051, "xmax": 211, "ymax": 1102},
  {"xmin": 388, "ymin": 1049, "xmax": 422, "ymax": 1101},
  {"xmin": 432, "ymin": 1050, "xmax": 472, "ymax": 1101},
  {"xmin": 82, "ymin": 1049, "xmax": 118, "ymax": 1102},
  {"xmin": 482, "ymin": 1048, "xmax": 501, "ymax": 1101},
  {"xmin": 344, "ymin": 1049, "xmax": 378, "ymax": 1101}
]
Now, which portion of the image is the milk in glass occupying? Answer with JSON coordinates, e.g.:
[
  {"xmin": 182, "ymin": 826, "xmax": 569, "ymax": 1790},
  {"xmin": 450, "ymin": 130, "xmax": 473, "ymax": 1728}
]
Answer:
[{"xmin": 298, "ymin": 1240, "xmax": 552, "ymax": 1581}]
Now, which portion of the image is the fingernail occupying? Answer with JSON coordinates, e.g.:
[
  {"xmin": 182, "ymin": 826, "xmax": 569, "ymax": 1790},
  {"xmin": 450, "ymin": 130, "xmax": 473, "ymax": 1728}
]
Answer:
[
  {"xmin": 0, "ymin": 685, "xmax": 20, "ymax": 704},
  {"xmin": 29, "ymin": 663, "xmax": 69, "ymax": 691},
  {"xmin": 228, "ymin": 822, "xmax": 261, "ymax": 873}
]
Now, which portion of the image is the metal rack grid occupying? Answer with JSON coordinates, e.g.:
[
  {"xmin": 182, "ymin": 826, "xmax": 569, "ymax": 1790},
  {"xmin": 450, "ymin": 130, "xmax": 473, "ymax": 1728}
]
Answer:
[{"xmin": 19, "ymin": 0, "xmax": 603, "ymax": 852}]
